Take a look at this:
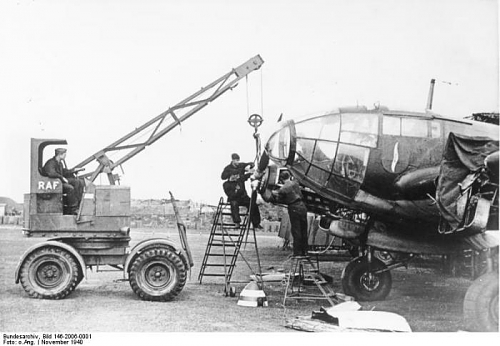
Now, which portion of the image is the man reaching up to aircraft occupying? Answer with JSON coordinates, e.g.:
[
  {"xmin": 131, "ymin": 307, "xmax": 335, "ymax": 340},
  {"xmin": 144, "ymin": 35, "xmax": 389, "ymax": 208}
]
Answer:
[{"xmin": 269, "ymin": 170, "xmax": 309, "ymax": 257}]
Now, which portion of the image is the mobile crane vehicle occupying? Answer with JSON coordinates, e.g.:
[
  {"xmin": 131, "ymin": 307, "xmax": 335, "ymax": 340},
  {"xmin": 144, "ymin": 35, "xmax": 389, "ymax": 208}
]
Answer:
[{"xmin": 15, "ymin": 55, "xmax": 264, "ymax": 301}]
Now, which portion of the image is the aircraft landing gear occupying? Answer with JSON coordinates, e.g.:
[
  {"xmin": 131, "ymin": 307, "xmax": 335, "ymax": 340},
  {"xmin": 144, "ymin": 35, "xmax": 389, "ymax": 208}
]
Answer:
[
  {"xmin": 341, "ymin": 245, "xmax": 416, "ymax": 301},
  {"xmin": 341, "ymin": 248, "xmax": 393, "ymax": 301}
]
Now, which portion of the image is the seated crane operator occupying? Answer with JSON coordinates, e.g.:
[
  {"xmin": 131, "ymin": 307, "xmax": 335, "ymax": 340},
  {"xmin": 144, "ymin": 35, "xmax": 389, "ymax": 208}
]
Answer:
[{"xmin": 43, "ymin": 148, "xmax": 85, "ymax": 215}]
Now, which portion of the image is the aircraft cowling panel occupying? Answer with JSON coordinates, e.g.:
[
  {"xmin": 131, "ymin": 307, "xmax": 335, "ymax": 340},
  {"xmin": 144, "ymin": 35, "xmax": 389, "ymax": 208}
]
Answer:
[
  {"xmin": 366, "ymin": 222, "xmax": 467, "ymax": 255},
  {"xmin": 353, "ymin": 190, "xmax": 441, "ymax": 224},
  {"xmin": 393, "ymin": 166, "xmax": 441, "ymax": 199},
  {"xmin": 318, "ymin": 219, "xmax": 366, "ymax": 239}
]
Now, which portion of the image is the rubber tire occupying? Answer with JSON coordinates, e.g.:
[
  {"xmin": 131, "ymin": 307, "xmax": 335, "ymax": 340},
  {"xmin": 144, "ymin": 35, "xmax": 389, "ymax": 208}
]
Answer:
[
  {"xmin": 19, "ymin": 246, "xmax": 79, "ymax": 299},
  {"xmin": 463, "ymin": 272, "xmax": 499, "ymax": 332},
  {"xmin": 129, "ymin": 248, "xmax": 187, "ymax": 302},
  {"xmin": 75, "ymin": 269, "xmax": 84, "ymax": 288},
  {"xmin": 341, "ymin": 256, "xmax": 392, "ymax": 301}
]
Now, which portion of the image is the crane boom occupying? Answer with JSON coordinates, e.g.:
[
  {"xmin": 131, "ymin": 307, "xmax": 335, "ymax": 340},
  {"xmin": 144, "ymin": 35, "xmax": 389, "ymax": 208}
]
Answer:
[{"xmin": 73, "ymin": 55, "xmax": 264, "ymax": 184}]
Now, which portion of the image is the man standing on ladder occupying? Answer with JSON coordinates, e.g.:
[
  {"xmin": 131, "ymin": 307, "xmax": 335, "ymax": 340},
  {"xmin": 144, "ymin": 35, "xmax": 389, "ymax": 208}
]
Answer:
[{"xmin": 221, "ymin": 153, "xmax": 262, "ymax": 230}]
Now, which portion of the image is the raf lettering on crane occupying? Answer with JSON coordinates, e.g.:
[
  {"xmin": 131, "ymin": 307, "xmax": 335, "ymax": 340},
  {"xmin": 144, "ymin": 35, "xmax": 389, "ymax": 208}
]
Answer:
[{"xmin": 38, "ymin": 181, "xmax": 60, "ymax": 190}]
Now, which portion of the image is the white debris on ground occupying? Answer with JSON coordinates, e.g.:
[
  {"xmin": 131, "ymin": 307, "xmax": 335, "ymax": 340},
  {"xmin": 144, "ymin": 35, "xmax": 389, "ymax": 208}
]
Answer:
[
  {"xmin": 324, "ymin": 310, "xmax": 412, "ymax": 332},
  {"xmin": 286, "ymin": 300, "xmax": 412, "ymax": 332}
]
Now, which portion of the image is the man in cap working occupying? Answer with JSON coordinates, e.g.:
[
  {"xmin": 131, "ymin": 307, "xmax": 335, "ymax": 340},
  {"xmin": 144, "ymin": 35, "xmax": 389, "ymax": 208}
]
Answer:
[
  {"xmin": 269, "ymin": 170, "xmax": 308, "ymax": 257},
  {"xmin": 43, "ymin": 148, "xmax": 85, "ymax": 215},
  {"xmin": 221, "ymin": 153, "xmax": 262, "ymax": 229}
]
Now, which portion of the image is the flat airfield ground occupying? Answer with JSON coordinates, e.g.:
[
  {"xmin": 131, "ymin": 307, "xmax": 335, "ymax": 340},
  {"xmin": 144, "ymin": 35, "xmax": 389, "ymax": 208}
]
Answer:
[{"xmin": 0, "ymin": 225, "xmax": 484, "ymax": 334}]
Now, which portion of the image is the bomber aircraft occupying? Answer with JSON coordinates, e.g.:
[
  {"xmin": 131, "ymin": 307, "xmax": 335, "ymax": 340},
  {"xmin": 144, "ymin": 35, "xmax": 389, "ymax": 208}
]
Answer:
[{"xmin": 253, "ymin": 95, "xmax": 498, "ymax": 332}]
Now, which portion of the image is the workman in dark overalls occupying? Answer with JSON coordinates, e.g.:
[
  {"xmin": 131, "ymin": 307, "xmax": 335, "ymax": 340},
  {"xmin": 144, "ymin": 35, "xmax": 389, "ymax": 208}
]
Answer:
[
  {"xmin": 270, "ymin": 170, "xmax": 309, "ymax": 257},
  {"xmin": 221, "ymin": 153, "xmax": 262, "ymax": 229}
]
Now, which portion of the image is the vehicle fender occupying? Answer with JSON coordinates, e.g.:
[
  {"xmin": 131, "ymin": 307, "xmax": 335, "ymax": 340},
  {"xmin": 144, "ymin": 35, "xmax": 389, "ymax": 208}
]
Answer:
[
  {"xmin": 15, "ymin": 240, "xmax": 86, "ymax": 284},
  {"xmin": 123, "ymin": 238, "xmax": 187, "ymax": 279}
]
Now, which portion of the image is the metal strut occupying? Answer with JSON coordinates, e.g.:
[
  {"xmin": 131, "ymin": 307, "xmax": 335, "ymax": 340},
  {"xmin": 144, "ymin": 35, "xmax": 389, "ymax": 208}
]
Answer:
[{"xmin": 72, "ymin": 55, "xmax": 264, "ymax": 184}]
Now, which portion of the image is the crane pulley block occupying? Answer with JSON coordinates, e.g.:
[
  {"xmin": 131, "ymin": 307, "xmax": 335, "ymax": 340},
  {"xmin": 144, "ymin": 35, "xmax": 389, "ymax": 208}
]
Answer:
[{"xmin": 234, "ymin": 55, "xmax": 264, "ymax": 77}]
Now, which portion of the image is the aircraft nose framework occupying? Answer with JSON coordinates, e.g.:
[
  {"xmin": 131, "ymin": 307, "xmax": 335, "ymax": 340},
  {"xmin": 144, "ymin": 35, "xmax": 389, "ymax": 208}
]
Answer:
[
  {"xmin": 266, "ymin": 120, "xmax": 296, "ymax": 166},
  {"xmin": 265, "ymin": 111, "xmax": 378, "ymax": 202}
]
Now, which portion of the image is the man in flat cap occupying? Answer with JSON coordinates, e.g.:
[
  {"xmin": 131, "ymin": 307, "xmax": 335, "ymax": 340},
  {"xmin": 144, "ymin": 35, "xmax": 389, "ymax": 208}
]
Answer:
[
  {"xmin": 43, "ymin": 148, "xmax": 85, "ymax": 215},
  {"xmin": 221, "ymin": 153, "xmax": 262, "ymax": 229}
]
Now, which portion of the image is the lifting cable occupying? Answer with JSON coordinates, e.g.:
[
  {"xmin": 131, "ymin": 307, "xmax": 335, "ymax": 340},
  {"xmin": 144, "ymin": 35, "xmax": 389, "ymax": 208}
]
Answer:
[
  {"xmin": 245, "ymin": 69, "xmax": 265, "ymax": 164},
  {"xmin": 241, "ymin": 68, "xmax": 265, "ymax": 288},
  {"xmin": 245, "ymin": 75, "xmax": 250, "ymax": 120}
]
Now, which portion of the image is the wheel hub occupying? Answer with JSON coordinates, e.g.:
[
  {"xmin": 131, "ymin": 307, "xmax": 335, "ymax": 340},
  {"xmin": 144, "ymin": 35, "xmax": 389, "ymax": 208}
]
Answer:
[
  {"xmin": 37, "ymin": 262, "xmax": 63, "ymax": 287},
  {"xmin": 360, "ymin": 272, "xmax": 380, "ymax": 292},
  {"xmin": 146, "ymin": 264, "xmax": 170, "ymax": 287}
]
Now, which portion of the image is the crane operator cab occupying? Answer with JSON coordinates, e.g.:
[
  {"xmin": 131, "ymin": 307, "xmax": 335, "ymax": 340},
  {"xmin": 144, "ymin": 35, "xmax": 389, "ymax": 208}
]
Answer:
[
  {"xmin": 29, "ymin": 139, "xmax": 72, "ymax": 214},
  {"xmin": 24, "ymin": 138, "xmax": 131, "ymax": 237},
  {"xmin": 34, "ymin": 140, "xmax": 85, "ymax": 215}
]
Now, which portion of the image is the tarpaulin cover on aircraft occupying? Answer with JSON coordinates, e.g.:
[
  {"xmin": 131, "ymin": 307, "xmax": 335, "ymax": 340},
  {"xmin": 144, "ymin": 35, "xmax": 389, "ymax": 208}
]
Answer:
[{"xmin": 436, "ymin": 132, "xmax": 499, "ymax": 231}]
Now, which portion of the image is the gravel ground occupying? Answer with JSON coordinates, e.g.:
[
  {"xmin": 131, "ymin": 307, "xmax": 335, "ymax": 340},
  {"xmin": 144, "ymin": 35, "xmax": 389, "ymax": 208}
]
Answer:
[{"xmin": 0, "ymin": 224, "xmax": 491, "ymax": 338}]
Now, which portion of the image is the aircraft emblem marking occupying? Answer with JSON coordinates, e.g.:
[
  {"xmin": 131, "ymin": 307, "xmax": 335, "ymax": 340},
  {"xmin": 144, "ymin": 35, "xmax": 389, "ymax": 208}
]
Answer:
[{"xmin": 391, "ymin": 142, "xmax": 399, "ymax": 173}]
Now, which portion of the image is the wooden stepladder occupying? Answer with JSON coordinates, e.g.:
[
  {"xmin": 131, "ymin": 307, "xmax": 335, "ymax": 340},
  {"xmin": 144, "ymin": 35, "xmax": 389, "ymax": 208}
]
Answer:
[{"xmin": 198, "ymin": 197, "xmax": 250, "ymax": 291}]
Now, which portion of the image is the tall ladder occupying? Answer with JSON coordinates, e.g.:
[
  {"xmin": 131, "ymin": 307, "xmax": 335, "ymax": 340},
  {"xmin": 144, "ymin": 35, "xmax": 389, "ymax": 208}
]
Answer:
[{"xmin": 198, "ymin": 197, "xmax": 250, "ymax": 288}]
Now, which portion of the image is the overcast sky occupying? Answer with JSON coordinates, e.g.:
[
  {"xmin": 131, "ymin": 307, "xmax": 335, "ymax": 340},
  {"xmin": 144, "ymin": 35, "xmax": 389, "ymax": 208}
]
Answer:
[{"xmin": 0, "ymin": 0, "xmax": 498, "ymax": 204}]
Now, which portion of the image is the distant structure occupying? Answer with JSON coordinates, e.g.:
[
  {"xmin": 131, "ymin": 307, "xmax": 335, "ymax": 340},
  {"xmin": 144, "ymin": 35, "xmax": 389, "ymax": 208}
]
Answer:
[
  {"xmin": 0, "ymin": 197, "xmax": 22, "ymax": 225},
  {"xmin": 0, "ymin": 197, "xmax": 22, "ymax": 215},
  {"xmin": 465, "ymin": 112, "xmax": 499, "ymax": 125},
  {"xmin": 130, "ymin": 199, "xmax": 215, "ymax": 229}
]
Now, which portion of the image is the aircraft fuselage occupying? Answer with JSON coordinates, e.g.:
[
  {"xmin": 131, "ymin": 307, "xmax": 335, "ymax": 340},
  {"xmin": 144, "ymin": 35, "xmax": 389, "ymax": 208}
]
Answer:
[{"xmin": 264, "ymin": 106, "xmax": 498, "ymax": 226}]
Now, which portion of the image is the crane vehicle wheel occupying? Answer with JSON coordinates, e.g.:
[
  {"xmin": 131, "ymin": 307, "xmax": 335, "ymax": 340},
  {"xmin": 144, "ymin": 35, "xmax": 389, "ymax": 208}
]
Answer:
[
  {"xmin": 129, "ymin": 248, "xmax": 187, "ymax": 301},
  {"xmin": 463, "ymin": 271, "xmax": 499, "ymax": 332},
  {"xmin": 19, "ymin": 246, "xmax": 80, "ymax": 299},
  {"xmin": 341, "ymin": 256, "xmax": 392, "ymax": 301}
]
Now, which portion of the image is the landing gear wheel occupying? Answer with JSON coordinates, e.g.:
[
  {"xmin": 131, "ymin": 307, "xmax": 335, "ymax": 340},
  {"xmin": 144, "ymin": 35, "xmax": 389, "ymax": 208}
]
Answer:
[
  {"xmin": 341, "ymin": 256, "xmax": 392, "ymax": 301},
  {"xmin": 19, "ymin": 246, "xmax": 79, "ymax": 299},
  {"xmin": 463, "ymin": 272, "xmax": 499, "ymax": 332},
  {"xmin": 129, "ymin": 248, "xmax": 187, "ymax": 302}
]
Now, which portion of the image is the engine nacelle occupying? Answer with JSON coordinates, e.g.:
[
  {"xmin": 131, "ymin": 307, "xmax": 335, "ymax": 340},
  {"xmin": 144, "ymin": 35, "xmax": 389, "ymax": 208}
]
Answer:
[{"xmin": 318, "ymin": 215, "xmax": 365, "ymax": 239}]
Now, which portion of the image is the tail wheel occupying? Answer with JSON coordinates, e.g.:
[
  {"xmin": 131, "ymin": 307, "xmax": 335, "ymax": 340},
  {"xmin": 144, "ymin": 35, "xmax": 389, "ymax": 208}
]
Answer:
[
  {"xmin": 341, "ymin": 256, "xmax": 392, "ymax": 301},
  {"xmin": 129, "ymin": 248, "xmax": 187, "ymax": 302},
  {"xmin": 463, "ymin": 272, "xmax": 499, "ymax": 332},
  {"xmin": 19, "ymin": 247, "xmax": 79, "ymax": 299}
]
